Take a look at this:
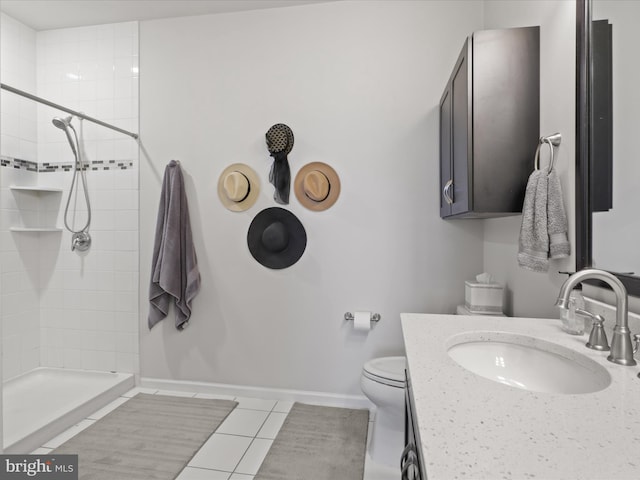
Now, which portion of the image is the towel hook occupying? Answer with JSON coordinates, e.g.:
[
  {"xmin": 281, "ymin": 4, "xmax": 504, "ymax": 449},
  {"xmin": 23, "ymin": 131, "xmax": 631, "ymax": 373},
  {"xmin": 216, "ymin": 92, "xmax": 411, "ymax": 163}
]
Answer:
[{"xmin": 534, "ymin": 133, "xmax": 562, "ymax": 172}]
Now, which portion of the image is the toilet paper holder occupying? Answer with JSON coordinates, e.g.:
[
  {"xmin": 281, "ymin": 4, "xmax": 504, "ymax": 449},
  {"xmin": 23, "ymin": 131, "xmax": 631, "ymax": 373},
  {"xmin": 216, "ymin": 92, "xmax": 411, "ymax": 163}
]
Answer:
[{"xmin": 344, "ymin": 312, "xmax": 381, "ymax": 323}]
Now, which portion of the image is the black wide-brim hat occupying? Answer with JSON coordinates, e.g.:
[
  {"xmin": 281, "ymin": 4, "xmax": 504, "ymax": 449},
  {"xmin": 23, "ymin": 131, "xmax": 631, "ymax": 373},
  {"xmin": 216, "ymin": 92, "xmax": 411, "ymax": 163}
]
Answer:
[{"xmin": 247, "ymin": 207, "xmax": 307, "ymax": 269}]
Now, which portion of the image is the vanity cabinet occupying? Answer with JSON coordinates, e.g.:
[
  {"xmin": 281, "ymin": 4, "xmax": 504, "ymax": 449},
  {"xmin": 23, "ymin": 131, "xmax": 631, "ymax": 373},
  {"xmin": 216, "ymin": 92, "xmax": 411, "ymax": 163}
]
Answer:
[
  {"xmin": 440, "ymin": 26, "xmax": 540, "ymax": 219},
  {"xmin": 402, "ymin": 369, "xmax": 425, "ymax": 480}
]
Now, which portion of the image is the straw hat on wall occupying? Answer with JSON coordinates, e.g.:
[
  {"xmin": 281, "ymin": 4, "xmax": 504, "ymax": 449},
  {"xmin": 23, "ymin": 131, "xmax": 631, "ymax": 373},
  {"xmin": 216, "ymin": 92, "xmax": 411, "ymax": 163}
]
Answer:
[
  {"xmin": 218, "ymin": 163, "xmax": 260, "ymax": 212},
  {"xmin": 294, "ymin": 162, "xmax": 341, "ymax": 211}
]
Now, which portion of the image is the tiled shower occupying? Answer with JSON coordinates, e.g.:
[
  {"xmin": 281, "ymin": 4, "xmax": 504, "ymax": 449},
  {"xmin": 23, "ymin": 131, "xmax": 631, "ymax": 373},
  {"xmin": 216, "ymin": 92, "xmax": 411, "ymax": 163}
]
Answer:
[{"xmin": 0, "ymin": 13, "xmax": 140, "ymax": 450}]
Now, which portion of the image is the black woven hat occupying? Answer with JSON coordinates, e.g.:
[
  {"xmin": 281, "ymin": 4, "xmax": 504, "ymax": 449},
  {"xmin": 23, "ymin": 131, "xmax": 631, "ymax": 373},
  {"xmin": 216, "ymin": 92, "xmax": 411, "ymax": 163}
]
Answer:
[
  {"xmin": 265, "ymin": 124, "xmax": 294, "ymax": 155},
  {"xmin": 247, "ymin": 207, "xmax": 307, "ymax": 269},
  {"xmin": 265, "ymin": 124, "xmax": 294, "ymax": 205}
]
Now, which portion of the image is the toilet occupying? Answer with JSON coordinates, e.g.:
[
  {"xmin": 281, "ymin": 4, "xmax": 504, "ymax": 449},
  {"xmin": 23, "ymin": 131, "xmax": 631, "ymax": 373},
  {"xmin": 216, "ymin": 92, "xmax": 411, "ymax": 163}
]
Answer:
[{"xmin": 361, "ymin": 356, "xmax": 406, "ymax": 467}]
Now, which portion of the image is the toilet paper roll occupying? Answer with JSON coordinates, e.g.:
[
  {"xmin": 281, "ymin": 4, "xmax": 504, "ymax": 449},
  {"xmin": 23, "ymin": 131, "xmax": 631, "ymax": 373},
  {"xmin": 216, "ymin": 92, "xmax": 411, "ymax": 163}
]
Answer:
[{"xmin": 353, "ymin": 311, "xmax": 371, "ymax": 332}]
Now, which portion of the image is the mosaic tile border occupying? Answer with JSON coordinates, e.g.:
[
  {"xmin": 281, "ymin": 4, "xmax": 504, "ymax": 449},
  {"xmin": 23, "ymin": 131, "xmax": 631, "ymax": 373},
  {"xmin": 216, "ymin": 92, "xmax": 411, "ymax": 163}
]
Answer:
[
  {"xmin": 1, "ymin": 155, "xmax": 134, "ymax": 172},
  {"xmin": 0, "ymin": 157, "xmax": 39, "ymax": 172}
]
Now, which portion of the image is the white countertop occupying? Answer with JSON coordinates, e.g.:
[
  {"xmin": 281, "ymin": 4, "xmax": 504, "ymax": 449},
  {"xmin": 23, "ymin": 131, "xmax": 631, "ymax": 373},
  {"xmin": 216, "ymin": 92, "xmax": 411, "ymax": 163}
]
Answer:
[{"xmin": 401, "ymin": 313, "xmax": 640, "ymax": 480}]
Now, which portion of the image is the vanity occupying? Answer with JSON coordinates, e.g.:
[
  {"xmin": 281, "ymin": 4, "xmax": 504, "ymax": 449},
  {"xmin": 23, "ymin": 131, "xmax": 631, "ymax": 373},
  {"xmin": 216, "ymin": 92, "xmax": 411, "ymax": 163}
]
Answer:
[{"xmin": 401, "ymin": 313, "xmax": 640, "ymax": 480}]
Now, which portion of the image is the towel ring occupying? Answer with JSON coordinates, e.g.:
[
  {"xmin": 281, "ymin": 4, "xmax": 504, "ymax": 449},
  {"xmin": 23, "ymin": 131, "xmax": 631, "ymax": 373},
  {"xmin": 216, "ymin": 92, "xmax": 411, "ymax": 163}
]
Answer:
[
  {"xmin": 534, "ymin": 133, "xmax": 562, "ymax": 172},
  {"xmin": 534, "ymin": 140, "xmax": 554, "ymax": 172}
]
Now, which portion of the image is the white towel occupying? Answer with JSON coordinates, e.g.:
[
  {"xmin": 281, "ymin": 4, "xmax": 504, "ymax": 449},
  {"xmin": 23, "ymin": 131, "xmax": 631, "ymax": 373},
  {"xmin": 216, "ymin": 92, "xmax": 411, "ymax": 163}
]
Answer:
[{"xmin": 518, "ymin": 167, "xmax": 570, "ymax": 272}]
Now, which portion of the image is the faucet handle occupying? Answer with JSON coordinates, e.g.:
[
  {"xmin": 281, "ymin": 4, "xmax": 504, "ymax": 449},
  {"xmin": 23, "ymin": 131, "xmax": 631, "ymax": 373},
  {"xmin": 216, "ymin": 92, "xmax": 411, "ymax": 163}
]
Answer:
[
  {"xmin": 576, "ymin": 308, "xmax": 603, "ymax": 329},
  {"xmin": 633, "ymin": 334, "xmax": 640, "ymax": 355},
  {"xmin": 576, "ymin": 308, "xmax": 598, "ymax": 321},
  {"xmin": 583, "ymin": 311, "xmax": 610, "ymax": 351}
]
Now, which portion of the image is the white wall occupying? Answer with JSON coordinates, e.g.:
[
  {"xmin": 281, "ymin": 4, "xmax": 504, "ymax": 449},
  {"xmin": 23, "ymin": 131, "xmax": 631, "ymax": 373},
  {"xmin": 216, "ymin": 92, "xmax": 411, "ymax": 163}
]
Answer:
[
  {"xmin": 139, "ymin": 0, "xmax": 485, "ymax": 395},
  {"xmin": 482, "ymin": 1, "xmax": 576, "ymax": 318}
]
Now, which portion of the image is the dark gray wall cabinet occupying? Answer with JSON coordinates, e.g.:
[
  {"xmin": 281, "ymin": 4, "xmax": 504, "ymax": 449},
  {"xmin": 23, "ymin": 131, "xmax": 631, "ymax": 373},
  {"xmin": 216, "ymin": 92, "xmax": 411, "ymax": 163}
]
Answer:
[{"xmin": 440, "ymin": 26, "xmax": 540, "ymax": 219}]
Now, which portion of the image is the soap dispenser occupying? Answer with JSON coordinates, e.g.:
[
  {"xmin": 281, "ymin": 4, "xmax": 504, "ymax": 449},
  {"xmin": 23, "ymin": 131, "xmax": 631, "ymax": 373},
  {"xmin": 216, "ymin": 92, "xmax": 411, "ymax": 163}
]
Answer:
[{"xmin": 560, "ymin": 285, "xmax": 586, "ymax": 335}]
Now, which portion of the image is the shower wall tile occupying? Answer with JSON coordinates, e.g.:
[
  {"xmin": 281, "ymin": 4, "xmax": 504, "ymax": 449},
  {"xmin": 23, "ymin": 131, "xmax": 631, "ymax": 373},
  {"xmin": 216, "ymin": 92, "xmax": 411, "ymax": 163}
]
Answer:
[
  {"xmin": 35, "ymin": 21, "xmax": 139, "ymax": 375},
  {"xmin": 37, "ymin": 22, "xmax": 138, "ymax": 372},
  {"xmin": 21, "ymin": 345, "xmax": 40, "ymax": 372},
  {"xmin": 115, "ymin": 210, "xmax": 138, "ymax": 231},
  {"xmin": 116, "ymin": 352, "xmax": 136, "ymax": 373},
  {"xmin": 36, "ymin": 21, "xmax": 138, "ymax": 165},
  {"xmin": 1, "ymin": 16, "xmax": 139, "ymax": 380},
  {"xmin": 115, "ymin": 313, "xmax": 138, "ymax": 333},
  {"xmin": 0, "ymin": 166, "xmax": 42, "ymax": 380},
  {"xmin": 0, "ymin": 13, "xmax": 38, "ymax": 163},
  {"xmin": 81, "ymin": 350, "xmax": 117, "ymax": 372},
  {"xmin": 63, "ymin": 349, "xmax": 83, "ymax": 369},
  {"xmin": 44, "ymin": 347, "xmax": 63, "ymax": 368},
  {"xmin": 1, "ymin": 13, "xmax": 53, "ymax": 379},
  {"xmin": 3, "ymin": 336, "xmax": 22, "ymax": 380}
]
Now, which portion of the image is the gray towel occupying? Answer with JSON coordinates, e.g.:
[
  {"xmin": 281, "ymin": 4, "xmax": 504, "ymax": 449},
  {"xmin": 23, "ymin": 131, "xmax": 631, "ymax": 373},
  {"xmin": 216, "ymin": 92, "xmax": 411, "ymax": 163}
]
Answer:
[
  {"xmin": 518, "ymin": 169, "xmax": 549, "ymax": 272},
  {"xmin": 149, "ymin": 160, "xmax": 201, "ymax": 330},
  {"xmin": 518, "ymin": 167, "xmax": 570, "ymax": 272},
  {"xmin": 547, "ymin": 169, "xmax": 570, "ymax": 258}
]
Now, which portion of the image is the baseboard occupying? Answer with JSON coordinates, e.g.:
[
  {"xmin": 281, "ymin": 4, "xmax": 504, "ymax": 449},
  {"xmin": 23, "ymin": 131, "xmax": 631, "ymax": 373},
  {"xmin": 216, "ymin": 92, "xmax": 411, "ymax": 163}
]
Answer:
[{"xmin": 140, "ymin": 376, "xmax": 374, "ymax": 411}]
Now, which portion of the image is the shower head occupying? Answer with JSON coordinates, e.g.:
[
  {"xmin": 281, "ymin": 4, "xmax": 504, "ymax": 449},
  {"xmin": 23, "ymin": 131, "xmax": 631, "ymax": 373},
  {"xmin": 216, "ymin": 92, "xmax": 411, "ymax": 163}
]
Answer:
[
  {"xmin": 52, "ymin": 115, "xmax": 78, "ymax": 157},
  {"xmin": 52, "ymin": 115, "xmax": 72, "ymax": 130}
]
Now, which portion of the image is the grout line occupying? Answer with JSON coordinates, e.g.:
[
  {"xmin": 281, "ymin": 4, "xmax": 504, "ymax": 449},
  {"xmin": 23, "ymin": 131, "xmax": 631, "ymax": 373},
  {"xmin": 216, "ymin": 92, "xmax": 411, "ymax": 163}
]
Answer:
[
  {"xmin": 182, "ymin": 465, "xmax": 230, "ymax": 474},
  {"xmin": 231, "ymin": 410, "xmax": 275, "ymax": 475},
  {"xmin": 214, "ymin": 432, "xmax": 259, "ymax": 440},
  {"xmin": 232, "ymin": 437, "xmax": 257, "ymax": 474},
  {"xmin": 255, "ymin": 411, "xmax": 289, "ymax": 441},
  {"xmin": 234, "ymin": 407, "xmax": 275, "ymax": 412}
]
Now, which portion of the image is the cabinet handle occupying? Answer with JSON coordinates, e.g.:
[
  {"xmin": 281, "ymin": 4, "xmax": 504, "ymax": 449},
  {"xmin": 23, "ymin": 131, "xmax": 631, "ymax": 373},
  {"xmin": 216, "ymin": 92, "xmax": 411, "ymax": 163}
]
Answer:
[
  {"xmin": 401, "ymin": 458, "xmax": 419, "ymax": 480},
  {"xmin": 400, "ymin": 443, "xmax": 415, "ymax": 467},
  {"xmin": 401, "ymin": 444, "xmax": 418, "ymax": 470},
  {"xmin": 443, "ymin": 179, "xmax": 453, "ymax": 204}
]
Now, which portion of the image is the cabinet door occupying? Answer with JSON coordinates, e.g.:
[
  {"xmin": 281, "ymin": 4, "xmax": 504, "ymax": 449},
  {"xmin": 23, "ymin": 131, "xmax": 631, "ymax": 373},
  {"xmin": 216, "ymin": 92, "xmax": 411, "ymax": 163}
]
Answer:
[
  {"xmin": 439, "ymin": 88, "xmax": 452, "ymax": 218},
  {"xmin": 450, "ymin": 38, "xmax": 471, "ymax": 216},
  {"xmin": 472, "ymin": 27, "xmax": 539, "ymax": 213}
]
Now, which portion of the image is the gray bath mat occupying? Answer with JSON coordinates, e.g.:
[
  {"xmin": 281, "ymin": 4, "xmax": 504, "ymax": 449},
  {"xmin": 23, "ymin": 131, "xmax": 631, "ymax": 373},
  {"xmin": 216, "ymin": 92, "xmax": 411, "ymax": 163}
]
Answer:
[
  {"xmin": 53, "ymin": 393, "xmax": 237, "ymax": 480},
  {"xmin": 255, "ymin": 402, "xmax": 369, "ymax": 480}
]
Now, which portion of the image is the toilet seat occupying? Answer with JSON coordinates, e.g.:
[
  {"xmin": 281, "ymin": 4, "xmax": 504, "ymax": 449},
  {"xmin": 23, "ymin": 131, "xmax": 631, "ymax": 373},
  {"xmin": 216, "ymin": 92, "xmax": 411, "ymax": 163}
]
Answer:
[{"xmin": 363, "ymin": 356, "xmax": 406, "ymax": 388}]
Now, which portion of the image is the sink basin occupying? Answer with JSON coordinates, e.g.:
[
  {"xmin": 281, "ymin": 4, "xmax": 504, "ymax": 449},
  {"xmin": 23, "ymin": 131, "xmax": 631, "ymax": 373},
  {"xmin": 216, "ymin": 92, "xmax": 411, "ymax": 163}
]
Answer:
[{"xmin": 447, "ymin": 332, "xmax": 611, "ymax": 394}]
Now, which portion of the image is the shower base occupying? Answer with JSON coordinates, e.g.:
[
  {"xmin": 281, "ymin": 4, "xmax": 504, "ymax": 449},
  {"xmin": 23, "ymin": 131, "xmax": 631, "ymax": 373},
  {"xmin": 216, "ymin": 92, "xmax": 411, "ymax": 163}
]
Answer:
[{"xmin": 3, "ymin": 367, "xmax": 134, "ymax": 453}]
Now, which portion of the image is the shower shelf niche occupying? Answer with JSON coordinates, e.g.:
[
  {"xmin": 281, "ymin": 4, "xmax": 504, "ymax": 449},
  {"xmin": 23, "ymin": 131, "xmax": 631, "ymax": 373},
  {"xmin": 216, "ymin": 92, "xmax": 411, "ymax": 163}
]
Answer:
[
  {"xmin": 9, "ymin": 185, "xmax": 63, "ymax": 232},
  {"xmin": 9, "ymin": 185, "xmax": 63, "ymax": 193},
  {"xmin": 9, "ymin": 227, "xmax": 62, "ymax": 232}
]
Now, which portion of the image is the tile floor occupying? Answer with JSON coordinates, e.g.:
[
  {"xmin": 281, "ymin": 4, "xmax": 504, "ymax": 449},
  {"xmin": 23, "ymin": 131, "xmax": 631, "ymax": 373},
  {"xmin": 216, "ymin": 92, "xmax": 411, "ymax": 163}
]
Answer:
[{"xmin": 32, "ymin": 387, "xmax": 399, "ymax": 480}]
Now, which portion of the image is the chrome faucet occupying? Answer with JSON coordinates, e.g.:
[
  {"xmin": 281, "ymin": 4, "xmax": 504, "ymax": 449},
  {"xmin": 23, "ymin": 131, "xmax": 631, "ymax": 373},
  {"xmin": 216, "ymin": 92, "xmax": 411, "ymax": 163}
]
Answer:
[
  {"xmin": 556, "ymin": 269, "xmax": 636, "ymax": 366},
  {"xmin": 71, "ymin": 230, "xmax": 91, "ymax": 252}
]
